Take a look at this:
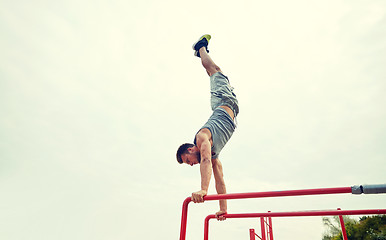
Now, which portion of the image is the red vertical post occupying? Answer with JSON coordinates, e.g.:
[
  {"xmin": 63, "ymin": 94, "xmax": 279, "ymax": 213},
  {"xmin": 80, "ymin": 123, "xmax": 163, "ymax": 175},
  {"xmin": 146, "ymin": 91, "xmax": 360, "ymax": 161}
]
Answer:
[
  {"xmin": 267, "ymin": 213, "xmax": 274, "ymax": 240},
  {"xmin": 260, "ymin": 217, "xmax": 266, "ymax": 240},
  {"xmin": 204, "ymin": 215, "xmax": 212, "ymax": 240},
  {"xmin": 267, "ymin": 211, "xmax": 273, "ymax": 240},
  {"xmin": 249, "ymin": 229, "xmax": 256, "ymax": 240},
  {"xmin": 180, "ymin": 197, "xmax": 191, "ymax": 240},
  {"xmin": 337, "ymin": 208, "xmax": 348, "ymax": 240}
]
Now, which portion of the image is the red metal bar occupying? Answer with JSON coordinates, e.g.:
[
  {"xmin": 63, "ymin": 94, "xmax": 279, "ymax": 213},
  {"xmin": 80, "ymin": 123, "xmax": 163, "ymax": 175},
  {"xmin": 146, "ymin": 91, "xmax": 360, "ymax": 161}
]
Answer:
[
  {"xmin": 180, "ymin": 197, "xmax": 191, "ymax": 240},
  {"xmin": 202, "ymin": 187, "xmax": 352, "ymax": 201},
  {"xmin": 264, "ymin": 218, "xmax": 269, "ymax": 239},
  {"xmin": 204, "ymin": 215, "xmax": 211, "ymax": 240},
  {"xmin": 260, "ymin": 217, "xmax": 266, "ymax": 240},
  {"xmin": 249, "ymin": 229, "xmax": 256, "ymax": 240},
  {"xmin": 203, "ymin": 209, "xmax": 386, "ymax": 239},
  {"xmin": 337, "ymin": 208, "xmax": 348, "ymax": 240},
  {"xmin": 267, "ymin": 216, "xmax": 274, "ymax": 240},
  {"xmin": 206, "ymin": 209, "xmax": 386, "ymax": 219},
  {"xmin": 180, "ymin": 187, "xmax": 352, "ymax": 240}
]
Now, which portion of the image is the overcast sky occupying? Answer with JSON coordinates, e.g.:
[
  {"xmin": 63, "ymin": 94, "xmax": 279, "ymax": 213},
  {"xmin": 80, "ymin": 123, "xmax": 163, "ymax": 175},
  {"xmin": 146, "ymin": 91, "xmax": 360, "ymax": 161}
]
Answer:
[{"xmin": 1, "ymin": 0, "xmax": 385, "ymax": 239}]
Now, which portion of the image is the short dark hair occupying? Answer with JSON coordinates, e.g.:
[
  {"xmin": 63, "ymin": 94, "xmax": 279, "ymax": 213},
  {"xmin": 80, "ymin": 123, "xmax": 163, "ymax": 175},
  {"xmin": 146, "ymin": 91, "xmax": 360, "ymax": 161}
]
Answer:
[{"xmin": 176, "ymin": 143, "xmax": 194, "ymax": 164}]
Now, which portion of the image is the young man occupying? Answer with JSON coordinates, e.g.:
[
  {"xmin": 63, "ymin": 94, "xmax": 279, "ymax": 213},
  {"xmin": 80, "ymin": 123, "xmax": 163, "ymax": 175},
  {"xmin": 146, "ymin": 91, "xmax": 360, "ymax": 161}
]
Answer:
[{"xmin": 176, "ymin": 34, "xmax": 239, "ymax": 221}]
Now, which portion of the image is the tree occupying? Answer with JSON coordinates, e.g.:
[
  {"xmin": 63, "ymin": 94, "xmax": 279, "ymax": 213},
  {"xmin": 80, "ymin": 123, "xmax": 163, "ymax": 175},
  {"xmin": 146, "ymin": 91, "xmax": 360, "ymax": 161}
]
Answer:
[
  {"xmin": 322, "ymin": 215, "xmax": 386, "ymax": 240},
  {"xmin": 355, "ymin": 215, "xmax": 386, "ymax": 240},
  {"xmin": 322, "ymin": 215, "xmax": 357, "ymax": 240}
]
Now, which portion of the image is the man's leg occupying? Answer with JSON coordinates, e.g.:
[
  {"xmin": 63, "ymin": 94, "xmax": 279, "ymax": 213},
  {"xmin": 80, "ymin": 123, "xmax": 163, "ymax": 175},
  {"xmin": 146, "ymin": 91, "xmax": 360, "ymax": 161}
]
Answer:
[
  {"xmin": 199, "ymin": 47, "xmax": 222, "ymax": 77},
  {"xmin": 193, "ymin": 34, "xmax": 222, "ymax": 76}
]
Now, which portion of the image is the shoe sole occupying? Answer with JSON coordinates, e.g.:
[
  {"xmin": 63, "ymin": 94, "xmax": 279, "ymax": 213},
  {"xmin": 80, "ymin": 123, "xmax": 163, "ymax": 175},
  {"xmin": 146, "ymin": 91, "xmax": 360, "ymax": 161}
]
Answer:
[{"xmin": 192, "ymin": 34, "xmax": 211, "ymax": 50}]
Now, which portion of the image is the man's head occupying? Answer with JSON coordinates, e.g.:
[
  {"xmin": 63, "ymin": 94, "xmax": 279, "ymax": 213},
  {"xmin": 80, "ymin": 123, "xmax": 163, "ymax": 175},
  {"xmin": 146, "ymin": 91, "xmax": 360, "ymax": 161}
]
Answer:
[{"xmin": 176, "ymin": 143, "xmax": 201, "ymax": 166}]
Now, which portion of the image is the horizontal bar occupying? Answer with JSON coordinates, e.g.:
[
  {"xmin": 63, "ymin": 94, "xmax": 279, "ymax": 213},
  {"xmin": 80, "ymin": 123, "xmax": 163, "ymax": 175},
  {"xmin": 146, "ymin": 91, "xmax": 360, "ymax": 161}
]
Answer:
[
  {"xmin": 202, "ymin": 187, "xmax": 352, "ymax": 201},
  {"xmin": 183, "ymin": 186, "xmax": 352, "ymax": 240},
  {"xmin": 204, "ymin": 209, "xmax": 386, "ymax": 240},
  {"xmin": 182, "ymin": 185, "xmax": 385, "ymax": 240},
  {"xmin": 205, "ymin": 209, "xmax": 386, "ymax": 220}
]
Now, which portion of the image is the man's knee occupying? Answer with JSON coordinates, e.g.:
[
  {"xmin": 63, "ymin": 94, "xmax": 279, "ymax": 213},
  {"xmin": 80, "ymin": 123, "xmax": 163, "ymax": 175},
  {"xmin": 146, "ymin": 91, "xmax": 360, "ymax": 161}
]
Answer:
[{"xmin": 208, "ymin": 66, "xmax": 222, "ymax": 76}]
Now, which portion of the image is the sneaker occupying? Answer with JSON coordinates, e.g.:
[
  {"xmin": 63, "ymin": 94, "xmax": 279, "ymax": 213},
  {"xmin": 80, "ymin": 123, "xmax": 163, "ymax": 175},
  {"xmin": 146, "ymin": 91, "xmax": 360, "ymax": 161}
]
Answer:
[{"xmin": 192, "ymin": 34, "xmax": 211, "ymax": 57}]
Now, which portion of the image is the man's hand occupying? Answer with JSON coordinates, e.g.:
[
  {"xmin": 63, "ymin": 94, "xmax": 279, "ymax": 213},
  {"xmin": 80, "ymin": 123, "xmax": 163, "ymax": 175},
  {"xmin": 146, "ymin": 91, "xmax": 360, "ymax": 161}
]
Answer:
[
  {"xmin": 215, "ymin": 210, "xmax": 227, "ymax": 221},
  {"xmin": 191, "ymin": 190, "xmax": 207, "ymax": 203}
]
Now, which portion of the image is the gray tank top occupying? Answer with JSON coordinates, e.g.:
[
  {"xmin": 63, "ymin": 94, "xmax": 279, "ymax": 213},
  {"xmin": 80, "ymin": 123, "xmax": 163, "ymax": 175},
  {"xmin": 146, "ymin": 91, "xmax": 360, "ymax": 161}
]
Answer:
[{"xmin": 194, "ymin": 107, "xmax": 236, "ymax": 159}]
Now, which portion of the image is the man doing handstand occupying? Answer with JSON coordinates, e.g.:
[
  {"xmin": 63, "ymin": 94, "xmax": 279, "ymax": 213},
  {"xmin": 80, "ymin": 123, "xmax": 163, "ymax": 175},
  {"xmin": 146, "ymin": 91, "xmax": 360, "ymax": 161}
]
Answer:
[{"xmin": 176, "ymin": 34, "xmax": 239, "ymax": 221}]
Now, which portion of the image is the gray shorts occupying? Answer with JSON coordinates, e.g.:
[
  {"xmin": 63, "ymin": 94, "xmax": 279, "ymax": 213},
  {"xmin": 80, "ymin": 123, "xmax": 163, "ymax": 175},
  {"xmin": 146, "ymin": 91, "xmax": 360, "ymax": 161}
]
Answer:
[{"xmin": 210, "ymin": 72, "xmax": 239, "ymax": 116}]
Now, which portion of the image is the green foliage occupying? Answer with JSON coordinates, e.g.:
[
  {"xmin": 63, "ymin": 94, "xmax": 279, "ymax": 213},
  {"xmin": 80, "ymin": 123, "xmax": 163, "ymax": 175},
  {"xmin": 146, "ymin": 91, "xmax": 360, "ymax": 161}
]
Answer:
[{"xmin": 322, "ymin": 215, "xmax": 386, "ymax": 240}]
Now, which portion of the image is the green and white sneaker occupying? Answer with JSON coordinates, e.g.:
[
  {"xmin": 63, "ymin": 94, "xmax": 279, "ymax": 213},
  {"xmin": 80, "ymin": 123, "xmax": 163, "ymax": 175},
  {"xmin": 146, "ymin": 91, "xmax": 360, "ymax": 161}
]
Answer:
[{"xmin": 192, "ymin": 34, "xmax": 211, "ymax": 57}]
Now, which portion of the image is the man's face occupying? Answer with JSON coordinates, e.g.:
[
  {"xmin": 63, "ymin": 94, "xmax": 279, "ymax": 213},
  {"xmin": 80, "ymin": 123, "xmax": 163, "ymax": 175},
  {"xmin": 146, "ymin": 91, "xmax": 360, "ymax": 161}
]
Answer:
[{"xmin": 181, "ymin": 148, "xmax": 200, "ymax": 166}]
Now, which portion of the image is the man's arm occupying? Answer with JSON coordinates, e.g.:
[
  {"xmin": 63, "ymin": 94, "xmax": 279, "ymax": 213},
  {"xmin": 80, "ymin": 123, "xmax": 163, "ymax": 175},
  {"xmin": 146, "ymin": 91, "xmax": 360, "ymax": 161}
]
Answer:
[
  {"xmin": 191, "ymin": 130, "xmax": 212, "ymax": 203},
  {"xmin": 199, "ymin": 138, "xmax": 212, "ymax": 191},
  {"xmin": 212, "ymin": 158, "xmax": 227, "ymax": 220}
]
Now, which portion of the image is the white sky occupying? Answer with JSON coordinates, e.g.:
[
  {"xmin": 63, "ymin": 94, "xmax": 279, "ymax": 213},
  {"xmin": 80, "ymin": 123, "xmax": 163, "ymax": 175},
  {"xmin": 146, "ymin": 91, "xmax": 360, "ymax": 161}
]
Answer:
[{"xmin": 1, "ymin": 0, "xmax": 385, "ymax": 239}]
